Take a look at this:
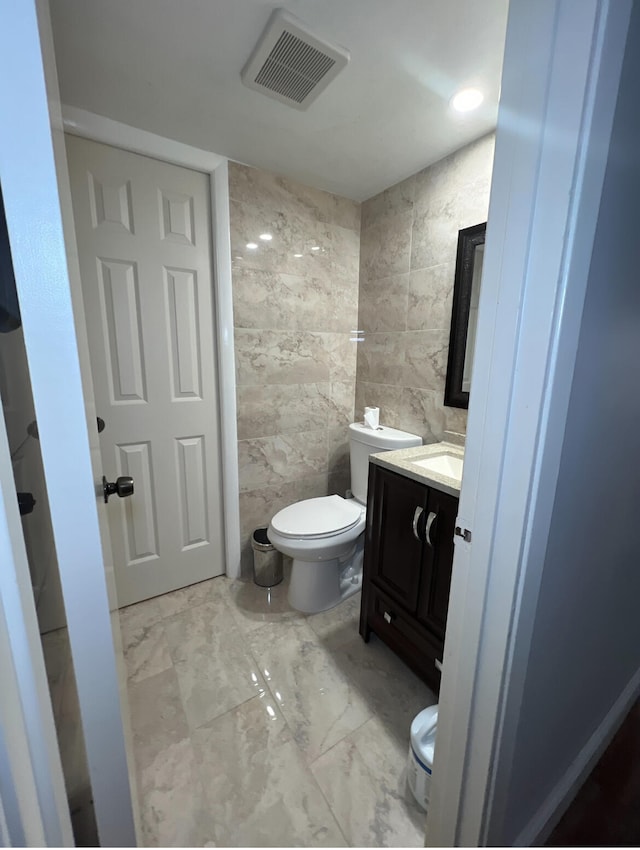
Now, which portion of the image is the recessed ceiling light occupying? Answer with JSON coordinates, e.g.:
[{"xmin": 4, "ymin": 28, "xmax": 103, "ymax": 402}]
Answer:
[
  {"xmin": 259, "ymin": 233, "xmax": 273, "ymax": 241},
  {"xmin": 246, "ymin": 242, "xmax": 258, "ymax": 250},
  {"xmin": 450, "ymin": 88, "xmax": 484, "ymax": 113},
  {"xmin": 293, "ymin": 253, "xmax": 303, "ymax": 258},
  {"xmin": 311, "ymin": 246, "xmax": 320, "ymax": 251}
]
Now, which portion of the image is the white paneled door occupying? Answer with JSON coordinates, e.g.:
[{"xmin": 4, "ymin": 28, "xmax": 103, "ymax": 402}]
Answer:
[{"xmin": 66, "ymin": 136, "xmax": 224, "ymax": 606}]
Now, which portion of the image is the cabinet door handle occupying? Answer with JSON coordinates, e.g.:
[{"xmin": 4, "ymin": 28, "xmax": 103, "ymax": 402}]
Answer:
[
  {"xmin": 425, "ymin": 511, "xmax": 438, "ymax": 547},
  {"xmin": 412, "ymin": 506, "xmax": 424, "ymax": 541}
]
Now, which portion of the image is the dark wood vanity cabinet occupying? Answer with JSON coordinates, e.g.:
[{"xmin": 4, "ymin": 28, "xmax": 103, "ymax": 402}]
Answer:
[{"xmin": 359, "ymin": 463, "xmax": 459, "ymax": 691}]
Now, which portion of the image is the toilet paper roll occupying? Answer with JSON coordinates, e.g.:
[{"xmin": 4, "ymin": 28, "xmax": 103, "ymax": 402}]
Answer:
[{"xmin": 364, "ymin": 406, "xmax": 380, "ymax": 429}]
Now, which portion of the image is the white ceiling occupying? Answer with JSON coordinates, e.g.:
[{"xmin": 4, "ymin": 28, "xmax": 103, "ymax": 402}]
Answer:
[{"xmin": 49, "ymin": 0, "xmax": 509, "ymax": 201}]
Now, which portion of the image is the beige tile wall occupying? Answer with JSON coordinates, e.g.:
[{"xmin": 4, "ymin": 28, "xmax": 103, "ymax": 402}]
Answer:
[
  {"xmin": 355, "ymin": 133, "xmax": 495, "ymax": 443},
  {"xmin": 228, "ymin": 163, "xmax": 361, "ymax": 574}
]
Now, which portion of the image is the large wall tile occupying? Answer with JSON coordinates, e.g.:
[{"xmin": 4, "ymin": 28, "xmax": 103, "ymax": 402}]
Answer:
[
  {"xmin": 231, "ymin": 199, "xmax": 332, "ymax": 278},
  {"xmin": 328, "ymin": 427, "xmax": 350, "ymax": 475},
  {"xmin": 231, "ymin": 204, "xmax": 359, "ymax": 285},
  {"xmin": 356, "ymin": 333, "xmax": 405, "ymax": 386},
  {"xmin": 330, "ymin": 276, "xmax": 360, "ymax": 334},
  {"xmin": 354, "ymin": 382, "xmax": 404, "ymax": 430},
  {"xmin": 238, "ymin": 430, "xmax": 327, "ymax": 492},
  {"xmin": 323, "ymin": 333, "xmax": 359, "ymax": 383},
  {"xmin": 329, "ymin": 381, "xmax": 356, "ymax": 428},
  {"xmin": 361, "ymin": 175, "xmax": 415, "ymax": 232},
  {"xmin": 411, "ymin": 134, "xmax": 494, "ymax": 272},
  {"xmin": 399, "ymin": 387, "xmax": 455, "ymax": 444},
  {"xmin": 410, "ymin": 211, "xmax": 459, "ymax": 273},
  {"xmin": 229, "ymin": 161, "xmax": 360, "ymax": 233},
  {"xmin": 232, "ymin": 268, "xmax": 332, "ymax": 331},
  {"xmin": 354, "ymin": 383, "xmax": 467, "ymax": 446},
  {"xmin": 231, "ymin": 162, "xmax": 359, "ymax": 573},
  {"xmin": 402, "ymin": 330, "xmax": 449, "ymax": 391},
  {"xmin": 443, "ymin": 401, "xmax": 469, "ymax": 436},
  {"xmin": 324, "ymin": 223, "xmax": 361, "ymax": 281},
  {"xmin": 236, "ymin": 383, "xmax": 332, "ymax": 440},
  {"xmin": 407, "ymin": 263, "xmax": 454, "ymax": 331},
  {"xmin": 358, "ymin": 273, "xmax": 409, "ymax": 333},
  {"xmin": 360, "ymin": 210, "xmax": 413, "ymax": 280},
  {"xmin": 235, "ymin": 329, "xmax": 330, "ymax": 386},
  {"xmin": 354, "ymin": 381, "xmax": 365, "ymax": 424},
  {"xmin": 356, "ymin": 134, "xmax": 493, "ymax": 442},
  {"xmin": 414, "ymin": 133, "xmax": 494, "ymax": 213}
]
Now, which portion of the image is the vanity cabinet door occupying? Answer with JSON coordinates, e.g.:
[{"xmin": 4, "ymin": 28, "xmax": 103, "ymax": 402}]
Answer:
[
  {"xmin": 416, "ymin": 487, "xmax": 458, "ymax": 640},
  {"xmin": 368, "ymin": 466, "xmax": 427, "ymax": 612}
]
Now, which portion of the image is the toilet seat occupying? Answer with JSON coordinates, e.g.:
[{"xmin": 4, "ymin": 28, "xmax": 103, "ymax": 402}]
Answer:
[{"xmin": 270, "ymin": 495, "xmax": 363, "ymax": 540}]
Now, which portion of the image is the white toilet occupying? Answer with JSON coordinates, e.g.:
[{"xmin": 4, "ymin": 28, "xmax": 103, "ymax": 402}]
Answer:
[{"xmin": 268, "ymin": 422, "xmax": 422, "ymax": 613}]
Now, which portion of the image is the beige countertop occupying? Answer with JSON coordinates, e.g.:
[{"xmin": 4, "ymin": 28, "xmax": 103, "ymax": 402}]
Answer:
[{"xmin": 370, "ymin": 440, "xmax": 464, "ymax": 497}]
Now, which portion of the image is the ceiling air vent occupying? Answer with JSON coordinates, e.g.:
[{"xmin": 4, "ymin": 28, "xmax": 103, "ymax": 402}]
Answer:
[{"xmin": 241, "ymin": 9, "xmax": 350, "ymax": 111}]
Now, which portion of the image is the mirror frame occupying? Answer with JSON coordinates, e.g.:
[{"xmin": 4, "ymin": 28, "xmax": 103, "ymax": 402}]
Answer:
[{"xmin": 444, "ymin": 221, "xmax": 486, "ymax": 409}]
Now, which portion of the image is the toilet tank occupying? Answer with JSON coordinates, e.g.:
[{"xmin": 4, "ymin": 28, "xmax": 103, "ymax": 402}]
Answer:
[{"xmin": 349, "ymin": 422, "xmax": 422, "ymax": 504}]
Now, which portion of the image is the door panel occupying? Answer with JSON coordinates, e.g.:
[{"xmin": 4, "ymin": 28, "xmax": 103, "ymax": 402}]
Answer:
[
  {"xmin": 66, "ymin": 136, "xmax": 225, "ymax": 605},
  {"xmin": 370, "ymin": 466, "xmax": 427, "ymax": 611},
  {"xmin": 117, "ymin": 441, "xmax": 158, "ymax": 563},
  {"xmin": 417, "ymin": 487, "xmax": 458, "ymax": 639},
  {"xmin": 98, "ymin": 259, "xmax": 146, "ymax": 402},
  {"xmin": 165, "ymin": 267, "xmax": 202, "ymax": 398},
  {"xmin": 176, "ymin": 434, "xmax": 209, "ymax": 548}
]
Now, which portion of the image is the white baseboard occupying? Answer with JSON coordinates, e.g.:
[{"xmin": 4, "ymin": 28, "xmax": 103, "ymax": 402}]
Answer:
[{"xmin": 514, "ymin": 666, "xmax": 640, "ymax": 847}]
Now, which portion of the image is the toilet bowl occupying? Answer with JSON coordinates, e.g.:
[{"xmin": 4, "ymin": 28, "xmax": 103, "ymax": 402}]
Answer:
[
  {"xmin": 268, "ymin": 494, "xmax": 366, "ymax": 613},
  {"xmin": 268, "ymin": 422, "xmax": 422, "ymax": 614}
]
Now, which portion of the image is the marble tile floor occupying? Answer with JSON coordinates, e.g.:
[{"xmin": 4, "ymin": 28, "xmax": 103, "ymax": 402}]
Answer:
[{"xmin": 120, "ymin": 570, "xmax": 436, "ymax": 847}]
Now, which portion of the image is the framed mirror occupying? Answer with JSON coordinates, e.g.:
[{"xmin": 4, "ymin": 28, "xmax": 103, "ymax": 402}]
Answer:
[{"xmin": 444, "ymin": 221, "xmax": 486, "ymax": 409}]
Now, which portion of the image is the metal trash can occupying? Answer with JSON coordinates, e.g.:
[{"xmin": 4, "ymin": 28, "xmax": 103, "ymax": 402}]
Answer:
[{"xmin": 252, "ymin": 527, "xmax": 283, "ymax": 587}]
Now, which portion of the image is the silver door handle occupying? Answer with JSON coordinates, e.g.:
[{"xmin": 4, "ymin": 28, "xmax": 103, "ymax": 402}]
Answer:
[
  {"xmin": 412, "ymin": 506, "xmax": 424, "ymax": 541},
  {"xmin": 425, "ymin": 511, "xmax": 437, "ymax": 546}
]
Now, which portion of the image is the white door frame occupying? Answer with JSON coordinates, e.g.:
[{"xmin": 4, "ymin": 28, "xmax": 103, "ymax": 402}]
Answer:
[
  {"xmin": 0, "ymin": 1, "xmax": 137, "ymax": 844},
  {"xmin": 62, "ymin": 106, "xmax": 242, "ymax": 582},
  {"xmin": 427, "ymin": 0, "xmax": 631, "ymax": 846}
]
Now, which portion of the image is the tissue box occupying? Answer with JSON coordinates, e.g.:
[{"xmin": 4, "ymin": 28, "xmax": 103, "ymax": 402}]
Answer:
[{"xmin": 364, "ymin": 406, "xmax": 379, "ymax": 429}]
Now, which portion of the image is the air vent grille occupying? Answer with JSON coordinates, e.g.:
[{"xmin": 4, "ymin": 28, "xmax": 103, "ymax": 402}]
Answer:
[
  {"xmin": 254, "ymin": 31, "xmax": 337, "ymax": 104},
  {"xmin": 242, "ymin": 10, "xmax": 349, "ymax": 110}
]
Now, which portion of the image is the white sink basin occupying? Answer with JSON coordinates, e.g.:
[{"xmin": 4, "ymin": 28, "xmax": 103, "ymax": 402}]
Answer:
[{"xmin": 411, "ymin": 453, "xmax": 463, "ymax": 480}]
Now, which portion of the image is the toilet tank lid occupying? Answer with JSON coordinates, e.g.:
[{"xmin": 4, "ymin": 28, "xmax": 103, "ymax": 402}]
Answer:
[{"xmin": 349, "ymin": 422, "xmax": 422, "ymax": 450}]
